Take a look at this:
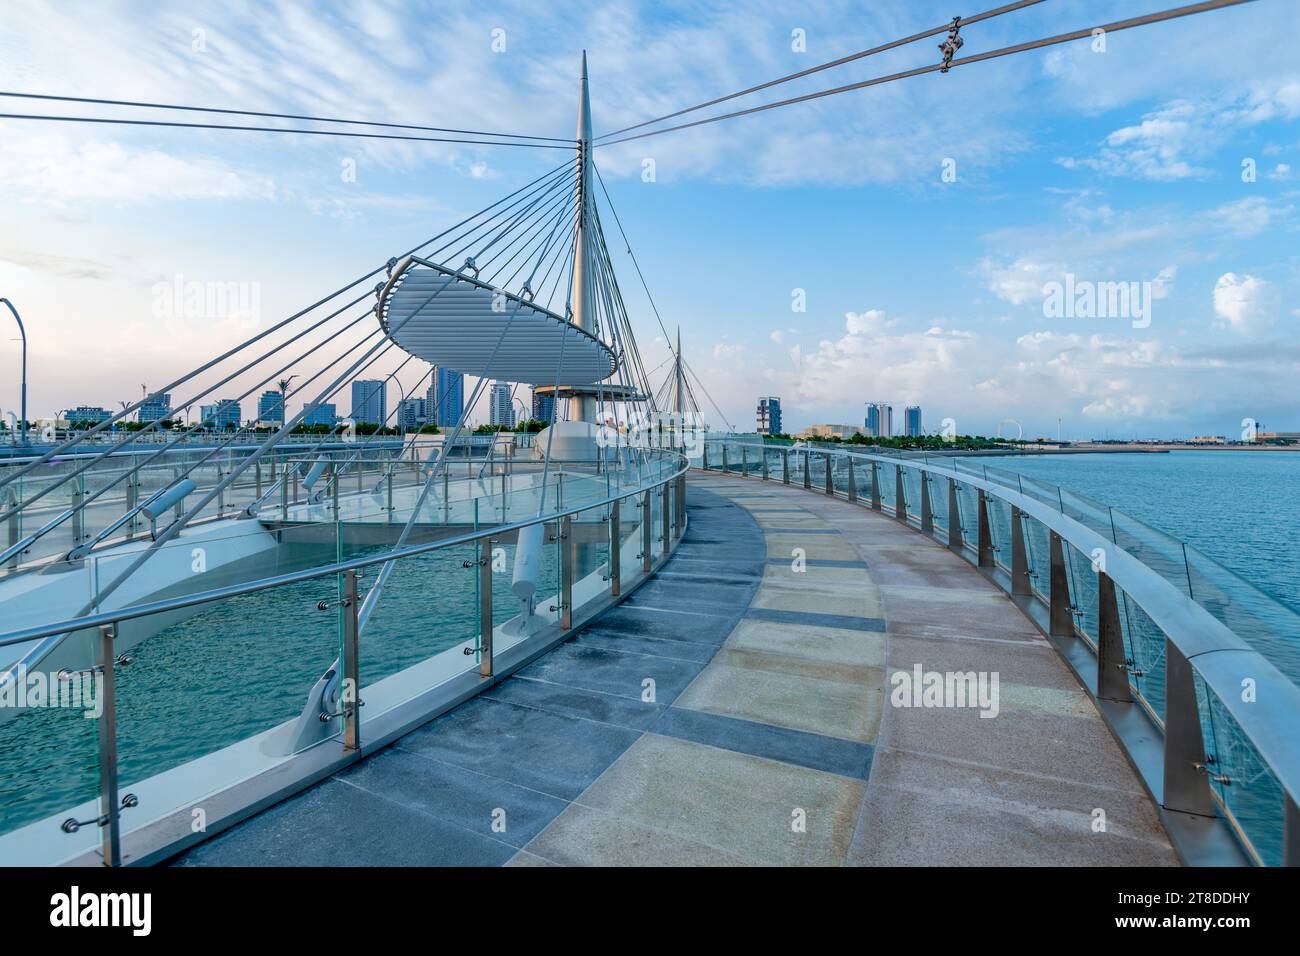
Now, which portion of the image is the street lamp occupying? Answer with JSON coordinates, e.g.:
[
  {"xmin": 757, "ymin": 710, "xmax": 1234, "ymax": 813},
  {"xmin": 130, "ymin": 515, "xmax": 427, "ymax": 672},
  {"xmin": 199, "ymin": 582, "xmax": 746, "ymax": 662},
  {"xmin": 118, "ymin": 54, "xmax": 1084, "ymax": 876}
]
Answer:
[{"xmin": 1, "ymin": 298, "xmax": 27, "ymax": 446}]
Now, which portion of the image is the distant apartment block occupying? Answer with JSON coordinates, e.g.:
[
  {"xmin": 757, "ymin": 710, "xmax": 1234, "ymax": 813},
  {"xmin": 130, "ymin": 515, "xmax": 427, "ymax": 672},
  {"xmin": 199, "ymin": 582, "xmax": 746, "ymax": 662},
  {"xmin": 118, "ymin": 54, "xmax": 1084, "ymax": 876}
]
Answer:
[
  {"xmin": 490, "ymin": 381, "xmax": 515, "ymax": 427},
  {"xmin": 757, "ymin": 396, "xmax": 782, "ymax": 435},
  {"xmin": 70, "ymin": 406, "xmax": 111, "ymax": 425},
  {"xmin": 865, "ymin": 402, "xmax": 892, "ymax": 438},
  {"xmin": 531, "ymin": 389, "xmax": 555, "ymax": 424},
  {"xmin": 398, "ymin": 397, "xmax": 427, "ymax": 431},
  {"xmin": 428, "ymin": 367, "xmax": 464, "ymax": 428},
  {"xmin": 799, "ymin": 423, "xmax": 859, "ymax": 440},
  {"xmin": 257, "ymin": 390, "xmax": 285, "ymax": 425},
  {"xmin": 200, "ymin": 399, "xmax": 241, "ymax": 430},
  {"xmin": 138, "ymin": 392, "xmax": 171, "ymax": 423},
  {"xmin": 904, "ymin": 405, "xmax": 922, "ymax": 438},
  {"xmin": 303, "ymin": 403, "xmax": 337, "ymax": 427},
  {"xmin": 350, "ymin": 379, "xmax": 387, "ymax": 425}
]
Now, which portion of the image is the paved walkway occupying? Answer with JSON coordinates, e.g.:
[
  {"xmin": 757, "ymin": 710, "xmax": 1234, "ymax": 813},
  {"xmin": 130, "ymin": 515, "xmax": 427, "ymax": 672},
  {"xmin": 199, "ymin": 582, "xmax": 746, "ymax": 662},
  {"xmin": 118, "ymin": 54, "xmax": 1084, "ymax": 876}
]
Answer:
[{"xmin": 175, "ymin": 470, "xmax": 1176, "ymax": 866}]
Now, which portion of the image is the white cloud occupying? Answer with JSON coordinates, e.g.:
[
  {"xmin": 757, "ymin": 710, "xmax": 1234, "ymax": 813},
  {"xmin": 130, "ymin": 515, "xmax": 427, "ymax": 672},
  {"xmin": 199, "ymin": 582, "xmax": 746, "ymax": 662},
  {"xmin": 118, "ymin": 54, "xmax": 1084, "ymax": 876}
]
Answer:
[{"xmin": 1212, "ymin": 272, "xmax": 1271, "ymax": 334}]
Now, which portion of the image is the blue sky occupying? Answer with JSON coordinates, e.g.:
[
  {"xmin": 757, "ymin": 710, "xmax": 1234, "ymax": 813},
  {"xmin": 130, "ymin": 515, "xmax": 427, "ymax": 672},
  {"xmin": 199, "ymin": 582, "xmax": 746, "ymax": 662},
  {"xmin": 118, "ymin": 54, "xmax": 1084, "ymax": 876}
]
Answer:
[{"xmin": 1, "ymin": 0, "xmax": 1297, "ymax": 438}]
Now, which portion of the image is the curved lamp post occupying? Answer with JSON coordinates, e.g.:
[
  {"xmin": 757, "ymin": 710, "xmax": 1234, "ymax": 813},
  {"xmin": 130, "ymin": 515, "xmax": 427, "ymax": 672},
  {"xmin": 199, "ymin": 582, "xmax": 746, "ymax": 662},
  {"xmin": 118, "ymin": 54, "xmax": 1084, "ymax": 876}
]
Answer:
[{"xmin": 0, "ymin": 298, "xmax": 27, "ymax": 446}]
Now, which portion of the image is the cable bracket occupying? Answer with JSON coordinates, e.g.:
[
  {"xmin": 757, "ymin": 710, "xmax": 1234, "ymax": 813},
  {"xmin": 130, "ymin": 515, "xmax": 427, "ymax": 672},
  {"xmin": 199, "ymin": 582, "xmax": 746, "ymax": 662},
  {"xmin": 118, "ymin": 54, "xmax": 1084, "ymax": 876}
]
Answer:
[{"xmin": 939, "ymin": 16, "xmax": 964, "ymax": 73}]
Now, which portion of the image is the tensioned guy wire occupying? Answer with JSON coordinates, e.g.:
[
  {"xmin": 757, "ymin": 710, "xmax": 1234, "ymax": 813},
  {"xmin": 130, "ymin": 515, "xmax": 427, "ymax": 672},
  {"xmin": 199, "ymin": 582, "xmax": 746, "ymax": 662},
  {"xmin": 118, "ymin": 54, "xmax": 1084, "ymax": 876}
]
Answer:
[
  {"xmin": 0, "ymin": 89, "xmax": 572, "ymax": 142},
  {"xmin": 596, "ymin": 0, "xmax": 1259, "ymax": 147}
]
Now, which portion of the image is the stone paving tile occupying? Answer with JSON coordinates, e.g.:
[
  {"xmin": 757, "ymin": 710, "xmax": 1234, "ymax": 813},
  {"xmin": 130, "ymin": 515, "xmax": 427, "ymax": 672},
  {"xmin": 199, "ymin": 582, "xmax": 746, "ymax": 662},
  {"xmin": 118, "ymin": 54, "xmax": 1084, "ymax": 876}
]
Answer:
[
  {"xmin": 726, "ymin": 617, "xmax": 887, "ymax": 670},
  {"xmin": 847, "ymin": 747, "xmax": 1177, "ymax": 866},
  {"xmin": 564, "ymin": 734, "xmax": 865, "ymax": 866},
  {"xmin": 674, "ymin": 649, "xmax": 884, "ymax": 743}
]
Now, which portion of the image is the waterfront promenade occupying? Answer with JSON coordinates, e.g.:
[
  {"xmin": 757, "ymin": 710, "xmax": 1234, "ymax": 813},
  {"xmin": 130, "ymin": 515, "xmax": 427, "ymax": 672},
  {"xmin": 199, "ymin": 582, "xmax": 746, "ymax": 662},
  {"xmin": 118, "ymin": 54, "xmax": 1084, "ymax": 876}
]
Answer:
[{"xmin": 174, "ymin": 470, "xmax": 1176, "ymax": 866}]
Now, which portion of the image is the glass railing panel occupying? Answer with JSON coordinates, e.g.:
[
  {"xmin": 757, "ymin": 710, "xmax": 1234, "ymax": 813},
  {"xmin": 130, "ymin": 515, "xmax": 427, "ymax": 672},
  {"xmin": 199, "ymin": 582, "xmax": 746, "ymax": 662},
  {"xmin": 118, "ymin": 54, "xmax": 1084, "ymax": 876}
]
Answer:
[
  {"xmin": 1194, "ymin": 673, "xmax": 1284, "ymax": 866},
  {"xmin": 1058, "ymin": 488, "xmax": 1116, "ymax": 542},
  {"xmin": 111, "ymin": 565, "xmax": 346, "ymax": 847},
  {"xmin": 1116, "ymin": 589, "xmax": 1167, "ymax": 718},
  {"xmin": 570, "ymin": 500, "xmax": 614, "ymax": 622},
  {"xmin": 954, "ymin": 480, "xmax": 980, "ymax": 550},
  {"xmin": 1184, "ymin": 544, "xmax": 1300, "ymax": 674},
  {"xmin": 358, "ymin": 538, "xmax": 483, "ymax": 709},
  {"xmin": 0, "ymin": 626, "xmax": 102, "ymax": 857},
  {"xmin": 1064, "ymin": 542, "xmax": 1100, "ymax": 646},
  {"xmin": 852, "ymin": 459, "xmax": 872, "ymax": 502},
  {"xmin": 1110, "ymin": 509, "xmax": 1192, "ymax": 601},
  {"xmin": 986, "ymin": 495, "xmax": 1015, "ymax": 571},
  {"xmin": 928, "ymin": 472, "xmax": 950, "ymax": 533},
  {"xmin": 1021, "ymin": 513, "xmax": 1051, "ymax": 601},
  {"xmin": 900, "ymin": 467, "xmax": 923, "ymax": 522}
]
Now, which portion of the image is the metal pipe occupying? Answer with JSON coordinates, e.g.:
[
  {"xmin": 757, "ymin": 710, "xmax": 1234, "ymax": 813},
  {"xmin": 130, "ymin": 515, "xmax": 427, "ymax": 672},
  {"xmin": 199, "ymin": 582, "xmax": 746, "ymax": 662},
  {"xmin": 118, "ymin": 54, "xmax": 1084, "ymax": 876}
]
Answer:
[{"xmin": 0, "ymin": 298, "xmax": 27, "ymax": 447}]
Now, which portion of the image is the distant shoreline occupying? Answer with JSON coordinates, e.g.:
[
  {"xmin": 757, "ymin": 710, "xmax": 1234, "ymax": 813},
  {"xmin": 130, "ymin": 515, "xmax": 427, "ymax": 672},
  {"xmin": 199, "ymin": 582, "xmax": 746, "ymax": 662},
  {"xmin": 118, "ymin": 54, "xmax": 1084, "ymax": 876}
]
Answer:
[{"xmin": 950, "ymin": 444, "xmax": 1300, "ymax": 457}]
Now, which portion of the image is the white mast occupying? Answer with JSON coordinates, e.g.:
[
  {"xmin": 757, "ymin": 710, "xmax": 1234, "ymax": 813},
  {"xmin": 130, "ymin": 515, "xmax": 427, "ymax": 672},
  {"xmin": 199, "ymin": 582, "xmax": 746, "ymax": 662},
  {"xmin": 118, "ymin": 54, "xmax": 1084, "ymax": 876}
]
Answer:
[{"xmin": 569, "ymin": 51, "xmax": 596, "ymax": 424}]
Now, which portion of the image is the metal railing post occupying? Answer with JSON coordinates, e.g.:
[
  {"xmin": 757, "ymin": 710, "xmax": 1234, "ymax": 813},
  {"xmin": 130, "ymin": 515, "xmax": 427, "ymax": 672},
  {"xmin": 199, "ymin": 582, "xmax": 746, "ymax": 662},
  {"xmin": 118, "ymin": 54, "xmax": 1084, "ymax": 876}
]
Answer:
[
  {"xmin": 1010, "ymin": 506, "xmax": 1030, "ymax": 597},
  {"xmin": 5, "ymin": 489, "xmax": 18, "ymax": 568},
  {"xmin": 332, "ymin": 469, "xmax": 340, "ymax": 521},
  {"xmin": 760, "ymin": 448, "xmax": 769, "ymax": 480},
  {"xmin": 125, "ymin": 471, "xmax": 139, "ymax": 536},
  {"xmin": 479, "ymin": 540, "xmax": 494, "ymax": 675},
  {"xmin": 947, "ymin": 478, "xmax": 962, "ymax": 549},
  {"xmin": 173, "ymin": 465, "xmax": 184, "ymax": 521},
  {"xmin": 280, "ymin": 471, "xmax": 288, "ymax": 520},
  {"xmin": 677, "ymin": 473, "xmax": 686, "ymax": 537},
  {"xmin": 782, "ymin": 449, "xmax": 790, "ymax": 484},
  {"xmin": 824, "ymin": 454, "xmax": 834, "ymax": 496},
  {"xmin": 870, "ymin": 462, "xmax": 881, "ymax": 511},
  {"xmin": 1285, "ymin": 794, "xmax": 1300, "ymax": 867},
  {"xmin": 255, "ymin": 460, "xmax": 262, "ymax": 499},
  {"xmin": 977, "ymin": 489, "xmax": 995, "ymax": 567},
  {"xmin": 802, "ymin": 451, "xmax": 811, "ymax": 489},
  {"xmin": 609, "ymin": 499, "xmax": 621, "ymax": 597},
  {"xmin": 894, "ymin": 465, "xmax": 907, "ymax": 523},
  {"xmin": 97, "ymin": 623, "xmax": 123, "ymax": 866},
  {"xmin": 71, "ymin": 476, "xmax": 84, "ymax": 543},
  {"xmin": 1163, "ymin": 638, "xmax": 1216, "ymax": 817},
  {"xmin": 722, "ymin": 443, "xmax": 729, "ymax": 474},
  {"xmin": 920, "ymin": 471, "xmax": 933, "ymax": 534},
  {"xmin": 847, "ymin": 459, "xmax": 857, "ymax": 504},
  {"xmin": 1096, "ymin": 571, "xmax": 1132, "ymax": 702},
  {"xmin": 661, "ymin": 482, "xmax": 671, "ymax": 548},
  {"xmin": 641, "ymin": 492, "xmax": 652, "ymax": 573},
  {"xmin": 342, "ymin": 570, "xmax": 361, "ymax": 749},
  {"xmin": 560, "ymin": 516, "xmax": 574, "ymax": 630},
  {"xmin": 740, "ymin": 445, "xmax": 747, "ymax": 478},
  {"xmin": 702, "ymin": 442, "xmax": 709, "ymax": 470},
  {"xmin": 386, "ymin": 472, "xmax": 394, "ymax": 523},
  {"xmin": 1048, "ymin": 531, "xmax": 1073, "ymax": 639}
]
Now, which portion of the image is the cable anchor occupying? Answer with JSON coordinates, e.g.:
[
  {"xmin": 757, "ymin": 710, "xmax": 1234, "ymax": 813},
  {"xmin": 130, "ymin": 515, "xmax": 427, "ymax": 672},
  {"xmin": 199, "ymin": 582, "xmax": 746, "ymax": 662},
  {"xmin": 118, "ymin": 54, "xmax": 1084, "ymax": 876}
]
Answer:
[{"xmin": 939, "ymin": 16, "xmax": 964, "ymax": 73}]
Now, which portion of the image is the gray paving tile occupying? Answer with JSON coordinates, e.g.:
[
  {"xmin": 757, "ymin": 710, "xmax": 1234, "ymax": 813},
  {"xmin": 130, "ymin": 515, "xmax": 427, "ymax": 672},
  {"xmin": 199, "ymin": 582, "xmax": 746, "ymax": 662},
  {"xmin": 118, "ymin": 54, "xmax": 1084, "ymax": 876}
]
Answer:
[
  {"xmin": 516, "ymin": 641, "xmax": 706, "ymax": 703},
  {"xmin": 747, "ymin": 607, "xmax": 886, "ymax": 632}
]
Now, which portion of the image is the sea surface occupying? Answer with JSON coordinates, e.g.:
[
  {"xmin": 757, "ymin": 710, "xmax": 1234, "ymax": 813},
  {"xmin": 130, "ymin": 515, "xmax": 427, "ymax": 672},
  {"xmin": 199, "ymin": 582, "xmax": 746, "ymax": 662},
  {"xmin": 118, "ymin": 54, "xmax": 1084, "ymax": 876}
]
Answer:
[{"xmin": 961, "ymin": 451, "xmax": 1300, "ymax": 611}]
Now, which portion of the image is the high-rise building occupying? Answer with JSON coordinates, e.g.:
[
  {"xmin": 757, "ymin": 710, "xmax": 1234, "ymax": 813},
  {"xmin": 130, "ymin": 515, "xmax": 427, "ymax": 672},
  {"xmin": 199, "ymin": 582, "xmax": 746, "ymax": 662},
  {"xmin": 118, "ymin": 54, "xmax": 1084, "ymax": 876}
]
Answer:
[
  {"xmin": 490, "ymin": 381, "xmax": 515, "ymax": 427},
  {"xmin": 757, "ymin": 396, "xmax": 782, "ymax": 436},
  {"xmin": 398, "ymin": 397, "xmax": 427, "ymax": 432},
  {"xmin": 904, "ymin": 406, "xmax": 922, "ymax": 438},
  {"xmin": 303, "ymin": 403, "xmax": 337, "ymax": 427},
  {"xmin": 428, "ymin": 367, "xmax": 464, "ymax": 428},
  {"xmin": 257, "ymin": 390, "xmax": 285, "ymax": 425},
  {"xmin": 70, "ymin": 406, "xmax": 111, "ymax": 425},
  {"xmin": 350, "ymin": 379, "xmax": 387, "ymax": 425},
  {"xmin": 138, "ymin": 392, "xmax": 171, "ymax": 423},
  {"xmin": 531, "ymin": 389, "xmax": 555, "ymax": 424},
  {"xmin": 200, "ymin": 399, "xmax": 241, "ymax": 430},
  {"xmin": 865, "ymin": 403, "xmax": 893, "ymax": 439}
]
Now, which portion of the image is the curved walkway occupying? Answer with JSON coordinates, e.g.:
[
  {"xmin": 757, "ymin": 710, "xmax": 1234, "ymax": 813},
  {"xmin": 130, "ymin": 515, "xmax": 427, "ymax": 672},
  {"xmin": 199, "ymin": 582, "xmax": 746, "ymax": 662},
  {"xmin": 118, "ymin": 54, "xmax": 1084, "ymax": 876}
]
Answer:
[{"xmin": 174, "ymin": 469, "xmax": 1177, "ymax": 866}]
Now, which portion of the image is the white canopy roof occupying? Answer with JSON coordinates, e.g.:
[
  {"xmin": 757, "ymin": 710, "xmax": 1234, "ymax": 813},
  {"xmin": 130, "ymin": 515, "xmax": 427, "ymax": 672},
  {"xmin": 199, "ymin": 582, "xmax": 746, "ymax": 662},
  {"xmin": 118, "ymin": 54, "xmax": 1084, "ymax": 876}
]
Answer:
[{"xmin": 379, "ymin": 258, "xmax": 617, "ymax": 386}]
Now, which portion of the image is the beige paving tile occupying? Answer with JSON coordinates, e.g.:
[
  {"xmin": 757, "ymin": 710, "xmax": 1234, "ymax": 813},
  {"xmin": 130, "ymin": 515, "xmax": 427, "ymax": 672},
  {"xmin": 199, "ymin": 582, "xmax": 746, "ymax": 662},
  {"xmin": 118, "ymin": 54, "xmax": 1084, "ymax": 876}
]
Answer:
[
  {"xmin": 572, "ymin": 734, "xmax": 864, "ymax": 866},
  {"xmin": 726, "ymin": 617, "xmax": 887, "ymax": 669},
  {"xmin": 520, "ymin": 801, "xmax": 751, "ymax": 866},
  {"xmin": 676, "ymin": 651, "xmax": 884, "ymax": 743}
]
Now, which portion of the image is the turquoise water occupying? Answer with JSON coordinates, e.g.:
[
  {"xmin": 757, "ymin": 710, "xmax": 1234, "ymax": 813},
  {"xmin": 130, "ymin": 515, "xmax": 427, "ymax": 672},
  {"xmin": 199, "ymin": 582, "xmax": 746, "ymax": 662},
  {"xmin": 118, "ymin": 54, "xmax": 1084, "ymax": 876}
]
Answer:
[
  {"xmin": 0, "ymin": 535, "xmax": 581, "ymax": 838},
  {"xmin": 962, "ymin": 451, "xmax": 1300, "ymax": 609}
]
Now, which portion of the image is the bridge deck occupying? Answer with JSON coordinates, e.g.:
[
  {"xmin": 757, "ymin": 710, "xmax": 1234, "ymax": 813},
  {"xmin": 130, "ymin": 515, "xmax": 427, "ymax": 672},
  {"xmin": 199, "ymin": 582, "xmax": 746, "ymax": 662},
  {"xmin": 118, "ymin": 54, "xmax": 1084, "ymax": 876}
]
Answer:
[{"xmin": 173, "ymin": 470, "xmax": 1176, "ymax": 866}]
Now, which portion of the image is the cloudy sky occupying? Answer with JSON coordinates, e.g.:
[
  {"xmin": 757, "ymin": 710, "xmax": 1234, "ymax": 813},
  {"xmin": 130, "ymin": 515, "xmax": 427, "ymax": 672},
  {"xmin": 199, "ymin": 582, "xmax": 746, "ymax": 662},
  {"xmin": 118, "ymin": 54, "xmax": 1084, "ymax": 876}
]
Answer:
[{"xmin": 1, "ymin": 0, "xmax": 1297, "ymax": 438}]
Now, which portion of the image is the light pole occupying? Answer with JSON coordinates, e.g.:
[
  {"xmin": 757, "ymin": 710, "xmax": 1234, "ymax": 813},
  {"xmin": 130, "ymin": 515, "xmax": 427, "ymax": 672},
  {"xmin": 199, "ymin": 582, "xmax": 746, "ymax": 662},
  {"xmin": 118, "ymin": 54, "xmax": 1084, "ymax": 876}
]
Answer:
[{"xmin": 1, "ymin": 298, "xmax": 27, "ymax": 446}]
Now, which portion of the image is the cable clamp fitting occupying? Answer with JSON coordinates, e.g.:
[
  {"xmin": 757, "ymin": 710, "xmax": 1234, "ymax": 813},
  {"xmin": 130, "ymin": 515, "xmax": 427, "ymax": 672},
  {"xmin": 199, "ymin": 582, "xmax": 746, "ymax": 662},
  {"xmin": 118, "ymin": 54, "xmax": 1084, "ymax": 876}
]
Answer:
[{"xmin": 939, "ymin": 16, "xmax": 964, "ymax": 73}]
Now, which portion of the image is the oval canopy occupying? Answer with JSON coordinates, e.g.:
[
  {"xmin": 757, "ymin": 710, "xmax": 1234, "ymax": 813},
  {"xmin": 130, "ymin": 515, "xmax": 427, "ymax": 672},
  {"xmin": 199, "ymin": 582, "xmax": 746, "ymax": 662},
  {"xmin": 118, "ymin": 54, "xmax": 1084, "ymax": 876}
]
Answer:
[{"xmin": 379, "ymin": 259, "xmax": 616, "ymax": 386}]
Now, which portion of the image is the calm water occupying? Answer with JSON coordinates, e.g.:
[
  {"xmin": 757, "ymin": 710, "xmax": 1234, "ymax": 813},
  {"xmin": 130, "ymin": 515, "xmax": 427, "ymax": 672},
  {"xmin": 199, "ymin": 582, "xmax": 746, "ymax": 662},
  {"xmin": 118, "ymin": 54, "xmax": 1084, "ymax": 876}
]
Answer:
[{"xmin": 963, "ymin": 451, "xmax": 1300, "ymax": 610}]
